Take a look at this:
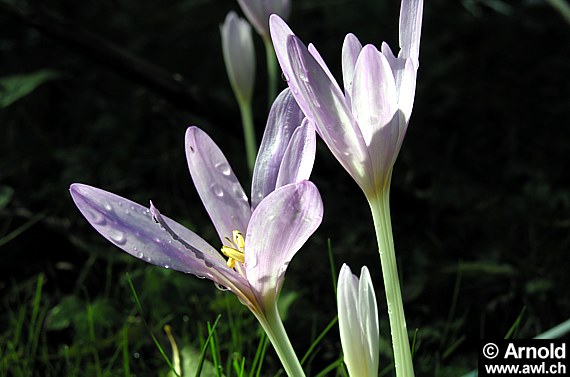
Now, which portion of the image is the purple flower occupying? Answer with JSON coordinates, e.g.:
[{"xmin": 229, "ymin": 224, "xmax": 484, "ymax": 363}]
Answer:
[
  {"xmin": 70, "ymin": 89, "xmax": 322, "ymax": 315},
  {"xmin": 269, "ymin": 0, "xmax": 423, "ymax": 197},
  {"xmin": 236, "ymin": 0, "xmax": 291, "ymax": 39}
]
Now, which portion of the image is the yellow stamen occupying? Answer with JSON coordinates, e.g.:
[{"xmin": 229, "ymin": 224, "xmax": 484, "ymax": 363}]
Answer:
[
  {"xmin": 221, "ymin": 230, "xmax": 246, "ymax": 269},
  {"xmin": 233, "ymin": 230, "xmax": 245, "ymax": 249}
]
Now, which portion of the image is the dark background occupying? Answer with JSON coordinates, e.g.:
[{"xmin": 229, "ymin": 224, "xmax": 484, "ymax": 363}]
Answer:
[{"xmin": 1, "ymin": 0, "xmax": 569, "ymax": 376}]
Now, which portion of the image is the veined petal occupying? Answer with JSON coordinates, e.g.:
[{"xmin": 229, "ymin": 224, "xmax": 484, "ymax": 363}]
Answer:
[
  {"xmin": 285, "ymin": 35, "xmax": 371, "ymax": 189},
  {"xmin": 185, "ymin": 127, "xmax": 251, "ymax": 242},
  {"xmin": 275, "ymin": 118, "xmax": 316, "ymax": 188},
  {"xmin": 251, "ymin": 88, "xmax": 304, "ymax": 209},
  {"xmin": 381, "ymin": 41, "xmax": 408, "ymax": 90},
  {"xmin": 245, "ymin": 181, "xmax": 323, "ymax": 300},
  {"xmin": 269, "ymin": 15, "xmax": 304, "ymax": 106},
  {"xmin": 338, "ymin": 264, "xmax": 369, "ymax": 377},
  {"xmin": 352, "ymin": 44, "xmax": 398, "ymax": 145},
  {"xmin": 308, "ymin": 43, "xmax": 343, "ymax": 96},
  {"xmin": 69, "ymin": 184, "xmax": 223, "ymax": 278},
  {"xmin": 147, "ymin": 200, "xmax": 262, "ymax": 313},
  {"xmin": 397, "ymin": 58, "xmax": 418, "ymax": 124},
  {"xmin": 342, "ymin": 33, "xmax": 363, "ymax": 106},
  {"xmin": 358, "ymin": 266, "xmax": 379, "ymax": 377},
  {"xmin": 399, "ymin": 0, "xmax": 423, "ymax": 66}
]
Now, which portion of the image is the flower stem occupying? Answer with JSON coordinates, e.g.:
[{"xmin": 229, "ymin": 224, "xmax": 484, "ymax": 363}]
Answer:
[
  {"xmin": 368, "ymin": 187, "xmax": 414, "ymax": 377},
  {"xmin": 257, "ymin": 302, "xmax": 306, "ymax": 377},
  {"xmin": 263, "ymin": 36, "xmax": 278, "ymax": 108},
  {"xmin": 237, "ymin": 98, "xmax": 257, "ymax": 175}
]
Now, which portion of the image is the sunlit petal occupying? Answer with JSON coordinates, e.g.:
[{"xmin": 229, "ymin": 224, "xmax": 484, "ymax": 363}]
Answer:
[
  {"xmin": 251, "ymin": 88, "xmax": 304, "ymax": 209},
  {"xmin": 342, "ymin": 33, "xmax": 363, "ymax": 106},
  {"xmin": 245, "ymin": 181, "xmax": 323, "ymax": 299},
  {"xmin": 399, "ymin": 0, "xmax": 423, "ymax": 66},
  {"xmin": 275, "ymin": 119, "xmax": 316, "ymax": 188},
  {"xmin": 185, "ymin": 127, "xmax": 252, "ymax": 240},
  {"xmin": 69, "ymin": 184, "xmax": 222, "ymax": 278},
  {"xmin": 285, "ymin": 35, "xmax": 371, "ymax": 188}
]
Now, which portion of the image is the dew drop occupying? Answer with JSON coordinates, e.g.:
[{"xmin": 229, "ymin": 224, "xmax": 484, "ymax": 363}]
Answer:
[
  {"xmin": 85, "ymin": 209, "xmax": 106, "ymax": 225},
  {"xmin": 108, "ymin": 229, "xmax": 126, "ymax": 245},
  {"xmin": 214, "ymin": 282, "xmax": 229, "ymax": 291},
  {"xmin": 299, "ymin": 72, "xmax": 309, "ymax": 82},
  {"xmin": 210, "ymin": 183, "xmax": 224, "ymax": 197},
  {"xmin": 214, "ymin": 161, "xmax": 231, "ymax": 176},
  {"xmin": 164, "ymin": 265, "xmax": 170, "ymax": 269},
  {"xmin": 196, "ymin": 275, "xmax": 206, "ymax": 279},
  {"xmin": 136, "ymin": 251, "xmax": 144, "ymax": 258},
  {"xmin": 104, "ymin": 202, "xmax": 112, "ymax": 211},
  {"xmin": 133, "ymin": 352, "xmax": 140, "ymax": 359},
  {"xmin": 281, "ymin": 72, "xmax": 289, "ymax": 82},
  {"xmin": 247, "ymin": 253, "xmax": 258, "ymax": 269}
]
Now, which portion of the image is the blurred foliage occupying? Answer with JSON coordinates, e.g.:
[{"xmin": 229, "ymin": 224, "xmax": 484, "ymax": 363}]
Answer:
[{"xmin": 1, "ymin": 0, "xmax": 569, "ymax": 376}]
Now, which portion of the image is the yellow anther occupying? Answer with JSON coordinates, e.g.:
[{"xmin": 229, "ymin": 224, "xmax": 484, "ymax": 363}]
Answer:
[
  {"xmin": 221, "ymin": 246, "xmax": 245, "ymax": 263},
  {"xmin": 221, "ymin": 230, "xmax": 246, "ymax": 269},
  {"xmin": 233, "ymin": 230, "xmax": 245, "ymax": 249}
]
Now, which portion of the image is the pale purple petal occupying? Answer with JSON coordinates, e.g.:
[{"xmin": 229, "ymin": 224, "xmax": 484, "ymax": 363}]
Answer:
[
  {"xmin": 69, "ymin": 184, "xmax": 222, "ymax": 278},
  {"xmin": 220, "ymin": 11, "xmax": 256, "ymax": 102},
  {"xmin": 251, "ymin": 88, "xmax": 304, "ymax": 209},
  {"xmin": 381, "ymin": 41, "xmax": 408, "ymax": 90},
  {"xmin": 308, "ymin": 43, "xmax": 343, "ymax": 95},
  {"xmin": 239, "ymin": 0, "xmax": 291, "ymax": 38},
  {"xmin": 275, "ymin": 119, "xmax": 316, "ymax": 188},
  {"xmin": 245, "ymin": 181, "xmax": 323, "ymax": 299},
  {"xmin": 285, "ymin": 36, "xmax": 372, "ymax": 188},
  {"xmin": 399, "ymin": 0, "xmax": 423, "ymax": 66},
  {"xmin": 351, "ymin": 44, "xmax": 398, "ymax": 145},
  {"xmin": 342, "ymin": 33, "xmax": 363, "ymax": 105},
  {"xmin": 358, "ymin": 266, "xmax": 379, "ymax": 376},
  {"xmin": 269, "ymin": 15, "xmax": 303, "ymax": 103},
  {"xmin": 338, "ymin": 264, "xmax": 379, "ymax": 377},
  {"xmin": 338, "ymin": 264, "xmax": 367, "ymax": 376},
  {"xmin": 397, "ymin": 58, "xmax": 418, "ymax": 124},
  {"xmin": 185, "ymin": 127, "xmax": 251, "ymax": 242}
]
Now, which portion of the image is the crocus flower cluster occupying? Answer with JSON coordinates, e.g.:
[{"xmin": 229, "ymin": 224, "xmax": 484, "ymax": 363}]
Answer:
[{"xmin": 70, "ymin": 0, "xmax": 425, "ymax": 375}]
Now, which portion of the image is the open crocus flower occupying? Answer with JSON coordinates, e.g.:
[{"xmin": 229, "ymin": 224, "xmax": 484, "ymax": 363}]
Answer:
[
  {"xmin": 269, "ymin": 0, "xmax": 423, "ymax": 197},
  {"xmin": 237, "ymin": 0, "xmax": 291, "ymax": 39},
  {"xmin": 338, "ymin": 264, "xmax": 379, "ymax": 377},
  {"xmin": 69, "ymin": 88, "xmax": 320, "ymax": 320}
]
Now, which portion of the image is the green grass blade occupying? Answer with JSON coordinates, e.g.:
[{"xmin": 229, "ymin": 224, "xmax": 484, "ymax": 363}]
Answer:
[{"xmin": 300, "ymin": 315, "xmax": 338, "ymax": 365}]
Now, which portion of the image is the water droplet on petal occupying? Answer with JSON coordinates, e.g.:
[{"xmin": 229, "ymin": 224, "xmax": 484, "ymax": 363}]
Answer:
[
  {"xmin": 108, "ymin": 229, "xmax": 126, "ymax": 245},
  {"xmin": 164, "ymin": 265, "xmax": 170, "ymax": 269},
  {"xmin": 246, "ymin": 253, "xmax": 258, "ymax": 269},
  {"xmin": 210, "ymin": 183, "xmax": 224, "ymax": 197},
  {"xmin": 214, "ymin": 161, "xmax": 231, "ymax": 176},
  {"xmin": 299, "ymin": 72, "xmax": 308, "ymax": 82},
  {"xmin": 214, "ymin": 282, "xmax": 229, "ymax": 291},
  {"xmin": 104, "ymin": 203, "xmax": 112, "ymax": 211},
  {"xmin": 85, "ymin": 209, "xmax": 106, "ymax": 225},
  {"xmin": 136, "ymin": 251, "xmax": 144, "ymax": 258}
]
